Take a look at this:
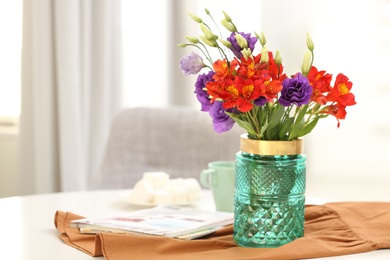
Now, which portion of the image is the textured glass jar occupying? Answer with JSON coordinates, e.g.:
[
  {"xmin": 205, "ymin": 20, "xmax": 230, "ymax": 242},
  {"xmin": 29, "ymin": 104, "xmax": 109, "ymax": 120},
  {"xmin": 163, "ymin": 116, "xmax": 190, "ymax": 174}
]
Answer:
[{"xmin": 233, "ymin": 135, "xmax": 306, "ymax": 248}]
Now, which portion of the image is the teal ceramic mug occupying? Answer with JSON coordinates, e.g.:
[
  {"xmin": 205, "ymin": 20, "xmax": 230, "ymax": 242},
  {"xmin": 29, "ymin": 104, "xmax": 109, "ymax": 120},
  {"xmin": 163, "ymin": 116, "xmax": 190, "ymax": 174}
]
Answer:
[{"xmin": 200, "ymin": 161, "xmax": 235, "ymax": 212}]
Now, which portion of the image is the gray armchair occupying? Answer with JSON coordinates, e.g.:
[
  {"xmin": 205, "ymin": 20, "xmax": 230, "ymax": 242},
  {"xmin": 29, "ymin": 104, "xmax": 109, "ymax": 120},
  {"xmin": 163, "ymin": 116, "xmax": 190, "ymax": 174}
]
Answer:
[{"xmin": 89, "ymin": 106, "xmax": 245, "ymax": 189}]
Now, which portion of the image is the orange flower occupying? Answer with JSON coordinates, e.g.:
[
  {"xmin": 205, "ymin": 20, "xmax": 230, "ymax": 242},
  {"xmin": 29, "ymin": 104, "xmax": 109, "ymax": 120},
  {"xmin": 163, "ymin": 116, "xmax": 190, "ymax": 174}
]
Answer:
[
  {"xmin": 233, "ymin": 77, "xmax": 261, "ymax": 112},
  {"xmin": 206, "ymin": 78, "xmax": 236, "ymax": 103},
  {"xmin": 326, "ymin": 73, "xmax": 356, "ymax": 107},
  {"xmin": 307, "ymin": 66, "xmax": 332, "ymax": 105},
  {"xmin": 212, "ymin": 59, "xmax": 237, "ymax": 80},
  {"xmin": 318, "ymin": 74, "xmax": 356, "ymax": 127},
  {"xmin": 263, "ymin": 52, "xmax": 283, "ymax": 81},
  {"xmin": 236, "ymin": 56, "xmax": 256, "ymax": 79}
]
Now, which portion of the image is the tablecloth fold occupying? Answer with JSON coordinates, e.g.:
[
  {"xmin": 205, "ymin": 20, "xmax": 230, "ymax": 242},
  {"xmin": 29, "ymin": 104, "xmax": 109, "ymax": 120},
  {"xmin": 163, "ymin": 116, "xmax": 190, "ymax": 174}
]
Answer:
[{"xmin": 54, "ymin": 202, "xmax": 390, "ymax": 260}]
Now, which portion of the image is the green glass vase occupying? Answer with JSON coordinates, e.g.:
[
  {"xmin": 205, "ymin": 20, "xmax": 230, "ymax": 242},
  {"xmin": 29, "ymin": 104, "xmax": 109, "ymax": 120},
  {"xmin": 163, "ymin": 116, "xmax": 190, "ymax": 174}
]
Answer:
[{"xmin": 233, "ymin": 135, "xmax": 306, "ymax": 248}]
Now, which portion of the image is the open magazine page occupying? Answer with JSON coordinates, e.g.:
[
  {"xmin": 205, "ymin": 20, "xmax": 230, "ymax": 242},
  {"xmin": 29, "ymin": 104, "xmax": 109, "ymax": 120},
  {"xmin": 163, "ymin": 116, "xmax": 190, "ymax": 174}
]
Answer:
[{"xmin": 70, "ymin": 205, "xmax": 234, "ymax": 240}]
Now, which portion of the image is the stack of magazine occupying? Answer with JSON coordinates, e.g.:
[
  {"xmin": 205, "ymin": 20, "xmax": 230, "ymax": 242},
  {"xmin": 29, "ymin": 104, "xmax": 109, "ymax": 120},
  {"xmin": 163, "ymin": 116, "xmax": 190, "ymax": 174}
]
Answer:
[{"xmin": 70, "ymin": 205, "xmax": 234, "ymax": 240}]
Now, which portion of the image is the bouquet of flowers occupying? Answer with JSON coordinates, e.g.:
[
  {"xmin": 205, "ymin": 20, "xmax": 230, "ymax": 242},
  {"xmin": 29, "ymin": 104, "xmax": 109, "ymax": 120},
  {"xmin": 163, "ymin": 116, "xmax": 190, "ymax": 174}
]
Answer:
[{"xmin": 178, "ymin": 9, "xmax": 356, "ymax": 140}]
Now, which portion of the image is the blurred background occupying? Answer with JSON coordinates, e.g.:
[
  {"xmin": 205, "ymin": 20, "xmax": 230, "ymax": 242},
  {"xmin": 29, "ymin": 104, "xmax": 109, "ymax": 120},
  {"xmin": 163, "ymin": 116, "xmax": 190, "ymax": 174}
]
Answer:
[{"xmin": 0, "ymin": 0, "xmax": 389, "ymax": 198}]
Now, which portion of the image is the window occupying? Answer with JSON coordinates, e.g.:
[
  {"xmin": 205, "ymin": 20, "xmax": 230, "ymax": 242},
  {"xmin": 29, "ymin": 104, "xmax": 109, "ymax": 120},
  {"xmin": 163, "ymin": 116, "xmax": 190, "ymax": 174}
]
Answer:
[
  {"xmin": 121, "ymin": 0, "xmax": 169, "ymax": 108},
  {"xmin": 0, "ymin": 1, "xmax": 22, "ymax": 126}
]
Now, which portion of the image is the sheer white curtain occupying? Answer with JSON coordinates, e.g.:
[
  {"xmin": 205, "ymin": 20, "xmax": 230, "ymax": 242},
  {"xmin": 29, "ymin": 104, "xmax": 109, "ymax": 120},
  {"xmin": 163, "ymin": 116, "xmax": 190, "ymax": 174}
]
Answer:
[{"xmin": 19, "ymin": 0, "xmax": 123, "ymax": 194}]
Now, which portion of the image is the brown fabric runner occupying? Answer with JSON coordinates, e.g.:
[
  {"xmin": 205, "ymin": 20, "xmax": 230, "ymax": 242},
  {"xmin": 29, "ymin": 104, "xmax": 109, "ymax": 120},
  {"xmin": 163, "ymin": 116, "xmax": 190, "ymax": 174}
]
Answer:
[{"xmin": 54, "ymin": 202, "xmax": 390, "ymax": 260}]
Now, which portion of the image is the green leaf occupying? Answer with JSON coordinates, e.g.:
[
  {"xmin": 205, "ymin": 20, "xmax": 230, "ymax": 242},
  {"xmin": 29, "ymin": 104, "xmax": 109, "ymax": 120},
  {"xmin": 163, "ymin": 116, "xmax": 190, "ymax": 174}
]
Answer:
[
  {"xmin": 255, "ymin": 106, "xmax": 264, "ymax": 127},
  {"xmin": 295, "ymin": 105, "xmax": 309, "ymax": 125},
  {"xmin": 268, "ymin": 124, "xmax": 282, "ymax": 140},
  {"xmin": 299, "ymin": 117, "xmax": 320, "ymax": 137},
  {"xmin": 260, "ymin": 120, "xmax": 268, "ymax": 137},
  {"xmin": 268, "ymin": 105, "xmax": 285, "ymax": 129},
  {"xmin": 226, "ymin": 112, "xmax": 256, "ymax": 136},
  {"xmin": 278, "ymin": 117, "xmax": 293, "ymax": 139},
  {"xmin": 288, "ymin": 118, "xmax": 305, "ymax": 140}
]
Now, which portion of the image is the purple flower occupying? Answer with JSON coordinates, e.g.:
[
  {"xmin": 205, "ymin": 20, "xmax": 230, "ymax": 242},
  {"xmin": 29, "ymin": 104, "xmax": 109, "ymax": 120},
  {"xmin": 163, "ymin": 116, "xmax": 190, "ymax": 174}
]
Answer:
[
  {"xmin": 227, "ymin": 32, "xmax": 257, "ymax": 59},
  {"xmin": 209, "ymin": 101, "xmax": 235, "ymax": 133},
  {"xmin": 279, "ymin": 73, "xmax": 312, "ymax": 107},
  {"xmin": 179, "ymin": 52, "xmax": 204, "ymax": 75},
  {"xmin": 254, "ymin": 96, "xmax": 267, "ymax": 107},
  {"xmin": 194, "ymin": 71, "xmax": 214, "ymax": 111}
]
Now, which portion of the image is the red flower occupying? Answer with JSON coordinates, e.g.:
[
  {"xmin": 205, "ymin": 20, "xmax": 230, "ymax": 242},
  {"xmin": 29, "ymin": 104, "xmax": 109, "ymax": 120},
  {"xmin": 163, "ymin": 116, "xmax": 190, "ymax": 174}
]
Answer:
[
  {"xmin": 263, "ymin": 52, "xmax": 283, "ymax": 81},
  {"xmin": 206, "ymin": 78, "xmax": 235, "ymax": 102},
  {"xmin": 233, "ymin": 77, "xmax": 261, "ymax": 112},
  {"xmin": 321, "ymin": 104, "xmax": 347, "ymax": 128},
  {"xmin": 319, "ymin": 73, "xmax": 356, "ymax": 127},
  {"xmin": 327, "ymin": 73, "xmax": 356, "ymax": 107},
  {"xmin": 236, "ymin": 56, "xmax": 256, "ymax": 79},
  {"xmin": 307, "ymin": 66, "xmax": 332, "ymax": 105},
  {"xmin": 257, "ymin": 72, "xmax": 283, "ymax": 101},
  {"xmin": 212, "ymin": 59, "xmax": 237, "ymax": 80}
]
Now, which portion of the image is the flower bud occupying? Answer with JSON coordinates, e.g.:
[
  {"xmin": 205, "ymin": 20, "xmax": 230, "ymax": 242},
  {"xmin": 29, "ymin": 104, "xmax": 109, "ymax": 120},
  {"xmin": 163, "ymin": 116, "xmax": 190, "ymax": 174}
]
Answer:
[
  {"xmin": 219, "ymin": 39, "xmax": 232, "ymax": 48},
  {"xmin": 306, "ymin": 33, "xmax": 314, "ymax": 51},
  {"xmin": 205, "ymin": 8, "xmax": 210, "ymax": 15},
  {"xmin": 221, "ymin": 20, "xmax": 236, "ymax": 32},
  {"xmin": 255, "ymin": 32, "xmax": 266, "ymax": 47},
  {"xmin": 241, "ymin": 48, "xmax": 252, "ymax": 59},
  {"xmin": 199, "ymin": 36, "xmax": 217, "ymax": 47},
  {"xmin": 275, "ymin": 50, "xmax": 282, "ymax": 65},
  {"xmin": 261, "ymin": 47, "xmax": 269, "ymax": 63},
  {"xmin": 177, "ymin": 43, "xmax": 188, "ymax": 48},
  {"xmin": 200, "ymin": 23, "xmax": 216, "ymax": 41},
  {"xmin": 301, "ymin": 51, "xmax": 312, "ymax": 76},
  {"xmin": 188, "ymin": 13, "xmax": 202, "ymax": 23},
  {"xmin": 222, "ymin": 11, "xmax": 232, "ymax": 22},
  {"xmin": 185, "ymin": 36, "xmax": 199, "ymax": 44},
  {"xmin": 234, "ymin": 33, "xmax": 248, "ymax": 49}
]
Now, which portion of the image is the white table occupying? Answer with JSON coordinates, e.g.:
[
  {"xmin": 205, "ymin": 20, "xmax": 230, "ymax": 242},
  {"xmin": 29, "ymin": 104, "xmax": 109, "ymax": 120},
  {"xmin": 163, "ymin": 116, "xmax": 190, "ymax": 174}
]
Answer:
[{"xmin": 1, "ymin": 189, "xmax": 389, "ymax": 260}]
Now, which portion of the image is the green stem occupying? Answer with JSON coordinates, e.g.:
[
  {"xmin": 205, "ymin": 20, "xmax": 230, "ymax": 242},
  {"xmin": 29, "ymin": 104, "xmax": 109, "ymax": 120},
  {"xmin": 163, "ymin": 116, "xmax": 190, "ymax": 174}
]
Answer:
[
  {"xmin": 245, "ymin": 107, "xmax": 261, "ymax": 139},
  {"xmin": 281, "ymin": 106, "xmax": 292, "ymax": 122},
  {"xmin": 293, "ymin": 106, "xmax": 300, "ymax": 124},
  {"xmin": 197, "ymin": 42, "xmax": 214, "ymax": 64},
  {"xmin": 307, "ymin": 103, "xmax": 320, "ymax": 122},
  {"xmin": 206, "ymin": 13, "xmax": 224, "ymax": 44},
  {"xmin": 185, "ymin": 43, "xmax": 213, "ymax": 65},
  {"xmin": 198, "ymin": 19, "xmax": 230, "ymax": 65}
]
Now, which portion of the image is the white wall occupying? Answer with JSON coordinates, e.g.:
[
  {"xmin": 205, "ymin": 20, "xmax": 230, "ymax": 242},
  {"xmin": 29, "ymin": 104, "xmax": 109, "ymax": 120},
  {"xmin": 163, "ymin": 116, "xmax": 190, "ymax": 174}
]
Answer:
[{"xmin": 305, "ymin": 0, "xmax": 390, "ymax": 189}]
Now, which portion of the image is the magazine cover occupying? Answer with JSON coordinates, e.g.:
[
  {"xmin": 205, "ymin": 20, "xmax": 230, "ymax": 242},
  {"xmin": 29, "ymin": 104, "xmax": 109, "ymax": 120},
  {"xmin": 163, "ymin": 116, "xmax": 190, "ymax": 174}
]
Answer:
[{"xmin": 70, "ymin": 205, "xmax": 234, "ymax": 240}]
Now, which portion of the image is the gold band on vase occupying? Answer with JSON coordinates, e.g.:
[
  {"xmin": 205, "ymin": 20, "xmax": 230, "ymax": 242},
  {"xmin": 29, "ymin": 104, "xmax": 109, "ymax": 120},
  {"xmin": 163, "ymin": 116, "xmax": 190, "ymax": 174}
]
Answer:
[{"xmin": 240, "ymin": 134, "xmax": 304, "ymax": 156}]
